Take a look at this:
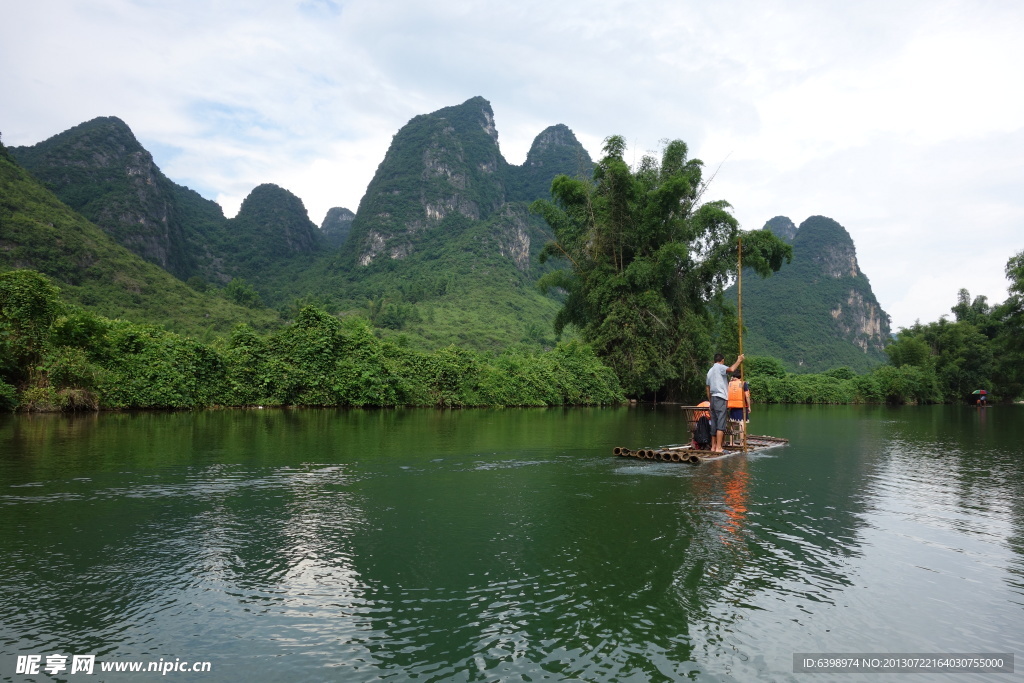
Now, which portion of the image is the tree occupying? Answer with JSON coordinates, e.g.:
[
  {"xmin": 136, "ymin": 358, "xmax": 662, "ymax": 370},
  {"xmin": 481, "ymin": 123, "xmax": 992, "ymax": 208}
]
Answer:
[
  {"xmin": 894, "ymin": 318, "xmax": 991, "ymax": 402},
  {"xmin": 745, "ymin": 355, "xmax": 788, "ymax": 379},
  {"xmin": 532, "ymin": 136, "xmax": 791, "ymax": 397},
  {"xmin": 885, "ymin": 333, "xmax": 932, "ymax": 369},
  {"xmin": 0, "ymin": 270, "xmax": 63, "ymax": 383},
  {"xmin": 1007, "ymin": 250, "xmax": 1024, "ymax": 297},
  {"xmin": 952, "ymin": 288, "xmax": 1000, "ymax": 338},
  {"xmin": 1000, "ymin": 250, "xmax": 1024, "ymax": 346},
  {"xmin": 993, "ymin": 249, "xmax": 1024, "ymax": 399},
  {"xmin": 224, "ymin": 278, "xmax": 263, "ymax": 309}
]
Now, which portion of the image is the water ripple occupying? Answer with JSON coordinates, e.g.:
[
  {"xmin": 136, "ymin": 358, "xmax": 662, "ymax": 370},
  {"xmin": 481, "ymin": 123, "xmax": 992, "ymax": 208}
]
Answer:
[{"xmin": 3, "ymin": 406, "xmax": 1023, "ymax": 681}]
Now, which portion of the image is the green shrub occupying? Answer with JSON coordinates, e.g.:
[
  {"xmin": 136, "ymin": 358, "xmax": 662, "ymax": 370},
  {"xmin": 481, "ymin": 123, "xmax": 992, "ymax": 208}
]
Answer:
[
  {"xmin": 96, "ymin": 321, "xmax": 226, "ymax": 408},
  {"xmin": 2, "ymin": 281, "xmax": 627, "ymax": 409},
  {"xmin": 422, "ymin": 345, "xmax": 483, "ymax": 407},
  {"xmin": 0, "ymin": 380, "xmax": 18, "ymax": 411},
  {"xmin": 20, "ymin": 385, "xmax": 60, "ymax": 412},
  {"xmin": 546, "ymin": 341, "xmax": 624, "ymax": 405},
  {"xmin": 0, "ymin": 270, "xmax": 64, "ymax": 382},
  {"xmin": 49, "ymin": 311, "xmax": 109, "ymax": 351},
  {"xmin": 44, "ymin": 346, "xmax": 102, "ymax": 394},
  {"xmin": 224, "ymin": 278, "xmax": 263, "ymax": 309},
  {"xmin": 479, "ymin": 348, "xmax": 558, "ymax": 406},
  {"xmin": 825, "ymin": 366, "xmax": 856, "ymax": 380},
  {"xmin": 745, "ymin": 355, "xmax": 787, "ymax": 379},
  {"xmin": 853, "ymin": 374, "xmax": 881, "ymax": 403}
]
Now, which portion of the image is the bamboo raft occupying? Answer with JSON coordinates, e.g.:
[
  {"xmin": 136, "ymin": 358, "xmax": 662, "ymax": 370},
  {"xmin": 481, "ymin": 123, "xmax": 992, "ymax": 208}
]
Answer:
[
  {"xmin": 612, "ymin": 405, "xmax": 789, "ymax": 464},
  {"xmin": 612, "ymin": 435, "xmax": 789, "ymax": 464}
]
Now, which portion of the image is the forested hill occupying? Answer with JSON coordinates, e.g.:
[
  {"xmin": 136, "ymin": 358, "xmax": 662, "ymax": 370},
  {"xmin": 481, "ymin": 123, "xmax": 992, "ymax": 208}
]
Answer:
[
  {"xmin": 10, "ymin": 117, "xmax": 227, "ymax": 281},
  {"xmin": 311, "ymin": 96, "xmax": 594, "ymax": 349},
  {"xmin": 730, "ymin": 215, "xmax": 891, "ymax": 373},
  {"xmin": 0, "ymin": 137, "xmax": 280, "ymax": 336},
  {"xmin": 4, "ymin": 97, "xmax": 594, "ymax": 351},
  {"xmin": 9, "ymin": 119, "xmax": 341, "ymax": 294},
  {"xmin": 336, "ymin": 96, "xmax": 590, "ymax": 270}
]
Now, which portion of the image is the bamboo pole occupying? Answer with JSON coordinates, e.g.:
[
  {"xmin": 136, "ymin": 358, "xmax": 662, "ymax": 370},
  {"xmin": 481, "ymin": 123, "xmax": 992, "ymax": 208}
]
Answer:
[{"xmin": 738, "ymin": 238, "xmax": 748, "ymax": 454}]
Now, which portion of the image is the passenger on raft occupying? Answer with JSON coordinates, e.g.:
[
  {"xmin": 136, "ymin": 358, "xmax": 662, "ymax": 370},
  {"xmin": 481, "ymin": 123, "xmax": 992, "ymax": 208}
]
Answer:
[
  {"xmin": 705, "ymin": 352, "xmax": 744, "ymax": 453},
  {"xmin": 727, "ymin": 373, "xmax": 750, "ymax": 446},
  {"xmin": 728, "ymin": 373, "xmax": 750, "ymax": 422},
  {"xmin": 696, "ymin": 399, "xmax": 710, "ymax": 418}
]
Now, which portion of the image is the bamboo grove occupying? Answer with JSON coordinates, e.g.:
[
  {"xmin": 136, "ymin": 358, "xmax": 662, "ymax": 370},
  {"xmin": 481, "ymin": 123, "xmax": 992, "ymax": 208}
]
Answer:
[{"xmin": 531, "ymin": 135, "xmax": 791, "ymax": 398}]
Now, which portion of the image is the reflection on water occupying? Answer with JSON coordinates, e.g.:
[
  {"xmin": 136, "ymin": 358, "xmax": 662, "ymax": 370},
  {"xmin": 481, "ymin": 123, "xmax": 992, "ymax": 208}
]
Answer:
[{"xmin": 1, "ymin": 405, "xmax": 1022, "ymax": 681}]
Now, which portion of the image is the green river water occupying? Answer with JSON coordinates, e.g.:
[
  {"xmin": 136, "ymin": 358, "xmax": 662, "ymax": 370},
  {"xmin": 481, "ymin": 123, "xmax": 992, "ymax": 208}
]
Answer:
[{"xmin": 1, "ymin": 404, "xmax": 1022, "ymax": 681}]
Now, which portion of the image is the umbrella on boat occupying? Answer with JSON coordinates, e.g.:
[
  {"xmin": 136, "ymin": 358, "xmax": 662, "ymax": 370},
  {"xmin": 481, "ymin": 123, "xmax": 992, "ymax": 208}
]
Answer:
[{"xmin": 972, "ymin": 389, "xmax": 987, "ymax": 395}]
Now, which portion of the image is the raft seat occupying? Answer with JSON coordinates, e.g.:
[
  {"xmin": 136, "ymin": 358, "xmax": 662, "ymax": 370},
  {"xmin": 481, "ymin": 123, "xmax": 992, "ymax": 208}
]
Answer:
[{"xmin": 681, "ymin": 405, "xmax": 744, "ymax": 449}]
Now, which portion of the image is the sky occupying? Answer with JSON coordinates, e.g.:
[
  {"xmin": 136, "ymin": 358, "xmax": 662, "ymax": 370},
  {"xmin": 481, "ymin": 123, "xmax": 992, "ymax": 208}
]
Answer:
[{"xmin": 2, "ymin": 0, "xmax": 1023, "ymax": 331}]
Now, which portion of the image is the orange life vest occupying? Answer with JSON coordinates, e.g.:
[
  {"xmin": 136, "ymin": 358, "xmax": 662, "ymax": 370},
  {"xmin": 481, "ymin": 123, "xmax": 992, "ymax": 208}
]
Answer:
[
  {"xmin": 728, "ymin": 379, "xmax": 745, "ymax": 408},
  {"xmin": 696, "ymin": 400, "xmax": 710, "ymax": 418}
]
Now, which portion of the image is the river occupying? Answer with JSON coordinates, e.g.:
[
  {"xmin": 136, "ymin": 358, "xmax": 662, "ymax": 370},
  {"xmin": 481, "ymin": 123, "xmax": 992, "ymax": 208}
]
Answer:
[{"xmin": 1, "ymin": 405, "xmax": 1021, "ymax": 681}]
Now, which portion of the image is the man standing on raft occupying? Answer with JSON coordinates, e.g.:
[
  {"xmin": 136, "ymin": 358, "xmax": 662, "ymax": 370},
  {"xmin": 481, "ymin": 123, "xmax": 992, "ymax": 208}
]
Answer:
[{"xmin": 705, "ymin": 353, "xmax": 744, "ymax": 453}]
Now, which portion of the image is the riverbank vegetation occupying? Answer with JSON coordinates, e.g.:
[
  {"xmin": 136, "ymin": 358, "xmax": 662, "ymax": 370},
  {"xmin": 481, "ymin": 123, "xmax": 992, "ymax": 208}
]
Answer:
[
  {"xmin": 3, "ymin": 254, "xmax": 1021, "ymax": 411},
  {"xmin": 0, "ymin": 270, "xmax": 624, "ymax": 411},
  {"xmin": 743, "ymin": 248, "xmax": 1024, "ymax": 405},
  {"xmin": 742, "ymin": 357, "xmax": 937, "ymax": 405}
]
